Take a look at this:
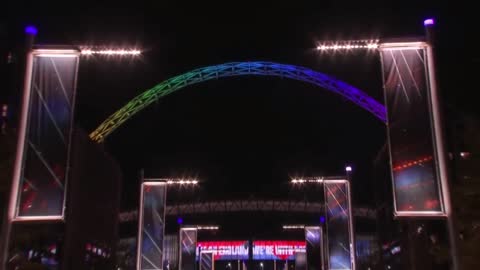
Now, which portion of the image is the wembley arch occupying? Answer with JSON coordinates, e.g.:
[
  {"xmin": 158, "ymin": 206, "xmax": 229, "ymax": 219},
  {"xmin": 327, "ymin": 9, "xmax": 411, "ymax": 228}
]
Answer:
[{"xmin": 89, "ymin": 61, "xmax": 387, "ymax": 142}]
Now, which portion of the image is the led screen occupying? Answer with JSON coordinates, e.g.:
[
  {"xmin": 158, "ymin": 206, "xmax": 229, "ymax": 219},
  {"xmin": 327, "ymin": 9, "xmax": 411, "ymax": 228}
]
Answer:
[
  {"xmin": 253, "ymin": 241, "xmax": 306, "ymax": 261},
  {"xmin": 197, "ymin": 241, "xmax": 249, "ymax": 261}
]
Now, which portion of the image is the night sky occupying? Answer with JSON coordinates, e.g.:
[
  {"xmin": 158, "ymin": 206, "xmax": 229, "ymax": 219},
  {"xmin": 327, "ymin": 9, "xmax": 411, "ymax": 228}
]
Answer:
[{"xmin": 3, "ymin": 1, "xmax": 476, "ymax": 210}]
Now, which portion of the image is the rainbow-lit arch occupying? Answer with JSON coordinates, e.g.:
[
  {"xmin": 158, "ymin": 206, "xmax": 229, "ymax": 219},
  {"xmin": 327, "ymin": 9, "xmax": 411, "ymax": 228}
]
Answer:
[{"xmin": 89, "ymin": 61, "xmax": 386, "ymax": 142}]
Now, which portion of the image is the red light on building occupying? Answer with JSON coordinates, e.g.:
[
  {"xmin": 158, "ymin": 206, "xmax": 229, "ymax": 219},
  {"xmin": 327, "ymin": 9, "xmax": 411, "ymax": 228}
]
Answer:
[{"xmin": 393, "ymin": 156, "xmax": 433, "ymax": 171}]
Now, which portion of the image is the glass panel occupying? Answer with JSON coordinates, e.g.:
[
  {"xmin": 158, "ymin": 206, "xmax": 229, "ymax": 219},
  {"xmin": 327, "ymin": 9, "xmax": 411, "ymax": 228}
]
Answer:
[
  {"xmin": 179, "ymin": 228, "xmax": 197, "ymax": 270},
  {"xmin": 380, "ymin": 47, "xmax": 444, "ymax": 215},
  {"xmin": 305, "ymin": 226, "xmax": 323, "ymax": 270},
  {"xmin": 15, "ymin": 53, "xmax": 78, "ymax": 218},
  {"xmin": 324, "ymin": 182, "xmax": 353, "ymax": 270},
  {"xmin": 140, "ymin": 183, "xmax": 167, "ymax": 270}
]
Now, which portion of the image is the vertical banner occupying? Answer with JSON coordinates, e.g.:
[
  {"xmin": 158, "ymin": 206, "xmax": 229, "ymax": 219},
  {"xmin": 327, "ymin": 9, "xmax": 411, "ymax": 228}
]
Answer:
[
  {"xmin": 179, "ymin": 227, "xmax": 198, "ymax": 270},
  {"xmin": 294, "ymin": 251, "xmax": 307, "ymax": 270},
  {"xmin": 305, "ymin": 226, "xmax": 324, "ymax": 270},
  {"xmin": 10, "ymin": 48, "xmax": 79, "ymax": 220},
  {"xmin": 199, "ymin": 251, "xmax": 215, "ymax": 270},
  {"xmin": 163, "ymin": 235, "xmax": 179, "ymax": 270},
  {"xmin": 324, "ymin": 180, "xmax": 355, "ymax": 270},
  {"xmin": 137, "ymin": 181, "xmax": 167, "ymax": 270},
  {"xmin": 379, "ymin": 42, "xmax": 446, "ymax": 216}
]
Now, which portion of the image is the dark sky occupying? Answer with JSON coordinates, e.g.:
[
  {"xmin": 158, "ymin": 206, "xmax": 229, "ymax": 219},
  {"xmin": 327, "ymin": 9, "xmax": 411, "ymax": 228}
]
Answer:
[{"xmin": 4, "ymin": 1, "xmax": 476, "ymax": 209}]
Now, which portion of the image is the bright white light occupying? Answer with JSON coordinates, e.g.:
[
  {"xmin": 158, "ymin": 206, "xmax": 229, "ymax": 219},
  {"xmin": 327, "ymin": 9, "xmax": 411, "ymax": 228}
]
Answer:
[
  {"xmin": 291, "ymin": 178, "xmax": 324, "ymax": 184},
  {"xmin": 163, "ymin": 179, "xmax": 198, "ymax": 185},
  {"xmin": 282, "ymin": 225, "xmax": 305, "ymax": 230},
  {"xmin": 316, "ymin": 40, "xmax": 379, "ymax": 51},
  {"xmin": 379, "ymin": 42, "xmax": 427, "ymax": 51},
  {"xmin": 345, "ymin": 166, "xmax": 352, "ymax": 172},
  {"xmin": 424, "ymin": 18, "xmax": 435, "ymax": 26},
  {"xmin": 197, "ymin": 225, "xmax": 219, "ymax": 230},
  {"xmin": 81, "ymin": 49, "xmax": 142, "ymax": 56}
]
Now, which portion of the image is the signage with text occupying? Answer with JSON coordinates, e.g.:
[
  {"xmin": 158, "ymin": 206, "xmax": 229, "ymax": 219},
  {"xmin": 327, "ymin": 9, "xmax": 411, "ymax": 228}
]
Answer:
[
  {"xmin": 253, "ymin": 241, "xmax": 306, "ymax": 260},
  {"xmin": 196, "ymin": 241, "xmax": 306, "ymax": 261},
  {"xmin": 197, "ymin": 241, "xmax": 249, "ymax": 260}
]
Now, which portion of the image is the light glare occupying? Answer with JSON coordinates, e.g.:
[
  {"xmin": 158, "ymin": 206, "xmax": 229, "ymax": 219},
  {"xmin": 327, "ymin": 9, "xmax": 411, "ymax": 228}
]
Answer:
[
  {"xmin": 291, "ymin": 178, "xmax": 324, "ymax": 184},
  {"xmin": 197, "ymin": 225, "xmax": 219, "ymax": 230},
  {"xmin": 81, "ymin": 49, "xmax": 142, "ymax": 56},
  {"xmin": 282, "ymin": 225, "xmax": 305, "ymax": 230},
  {"xmin": 25, "ymin": 26, "xmax": 38, "ymax": 35},
  {"xmin": 316, "ymin": 39, "xmax": 379, "ymax": 51},
  {"xmin": 424, "ymin": 18, "xmax": 435, "ymax": 26},
  {"xmin": 160, "ymin": 178, "xmax": 198, "ymax": 185}
]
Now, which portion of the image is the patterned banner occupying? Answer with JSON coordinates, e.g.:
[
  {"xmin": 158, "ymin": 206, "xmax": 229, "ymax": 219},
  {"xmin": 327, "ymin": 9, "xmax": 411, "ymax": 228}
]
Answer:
[
  {"xmin": 252, "ymin": 241, "xmax": 306, "ymax": 260},
  {"xmin": 199, "ymin": 251, "xmax": 215, "ymax": 270},
  {"xmin": 305, "ymin": 226, "xmax": 323, "ymax": 270},
  {"xmin": 138, "ymin": 182, "xmax": 167, "ymax": 270},
  {"xmin": 179, "ymin": 227, "xmax": 198, "ymax": 270},
  {"xmin": 379, "ymin": 43, "xmax": 445, "ymax": 216},
  {"xmin": 324, "ymin": 181, "xmax": 354, "ymax": 270},
  {"xmin": 13, "ymin": 49, "xmax": 79, "ymax": 220}
]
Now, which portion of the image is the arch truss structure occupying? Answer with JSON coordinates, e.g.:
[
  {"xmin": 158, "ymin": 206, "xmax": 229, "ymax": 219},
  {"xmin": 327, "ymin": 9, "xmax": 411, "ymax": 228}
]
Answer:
[
  {"xmin": 118, "ymin": 200, "xmax": 376, "ymax": 223},
  {"xmin": 90, "ymin": 62, "xmax": 386, "ymax": 142}
]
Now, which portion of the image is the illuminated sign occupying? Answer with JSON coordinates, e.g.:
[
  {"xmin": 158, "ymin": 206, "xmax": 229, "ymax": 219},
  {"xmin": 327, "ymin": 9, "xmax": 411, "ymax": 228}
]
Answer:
[
  {"xmin": 197, "ymin": 241, "xmax": 249, "ymax": 260},
  {"xmin": 253, "ymin": 241, "xmax": 306, "ymax": 260},
  {"xmin": 196, "ymin": 241, "xmax": 306, "ymax": 261}
]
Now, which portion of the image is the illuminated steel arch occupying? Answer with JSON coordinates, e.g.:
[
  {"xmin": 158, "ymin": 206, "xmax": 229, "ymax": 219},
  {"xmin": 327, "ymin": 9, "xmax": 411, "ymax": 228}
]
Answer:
[{"xmin": 90, "ymin": 61, "xmax": 386, "ymax": 142}]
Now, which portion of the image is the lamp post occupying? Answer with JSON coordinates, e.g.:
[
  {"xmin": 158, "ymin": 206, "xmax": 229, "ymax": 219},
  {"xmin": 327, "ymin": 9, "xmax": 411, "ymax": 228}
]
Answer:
[{"xmin": 424, "ymin": 18, "xmax": 460, "ymax": 270}]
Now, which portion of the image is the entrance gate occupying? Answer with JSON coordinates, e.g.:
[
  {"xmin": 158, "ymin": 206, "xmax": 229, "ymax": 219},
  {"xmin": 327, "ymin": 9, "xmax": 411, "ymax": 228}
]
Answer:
[{"xmin": 2, "ymin": 21, "xmax": 457, "ymax": 270}]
